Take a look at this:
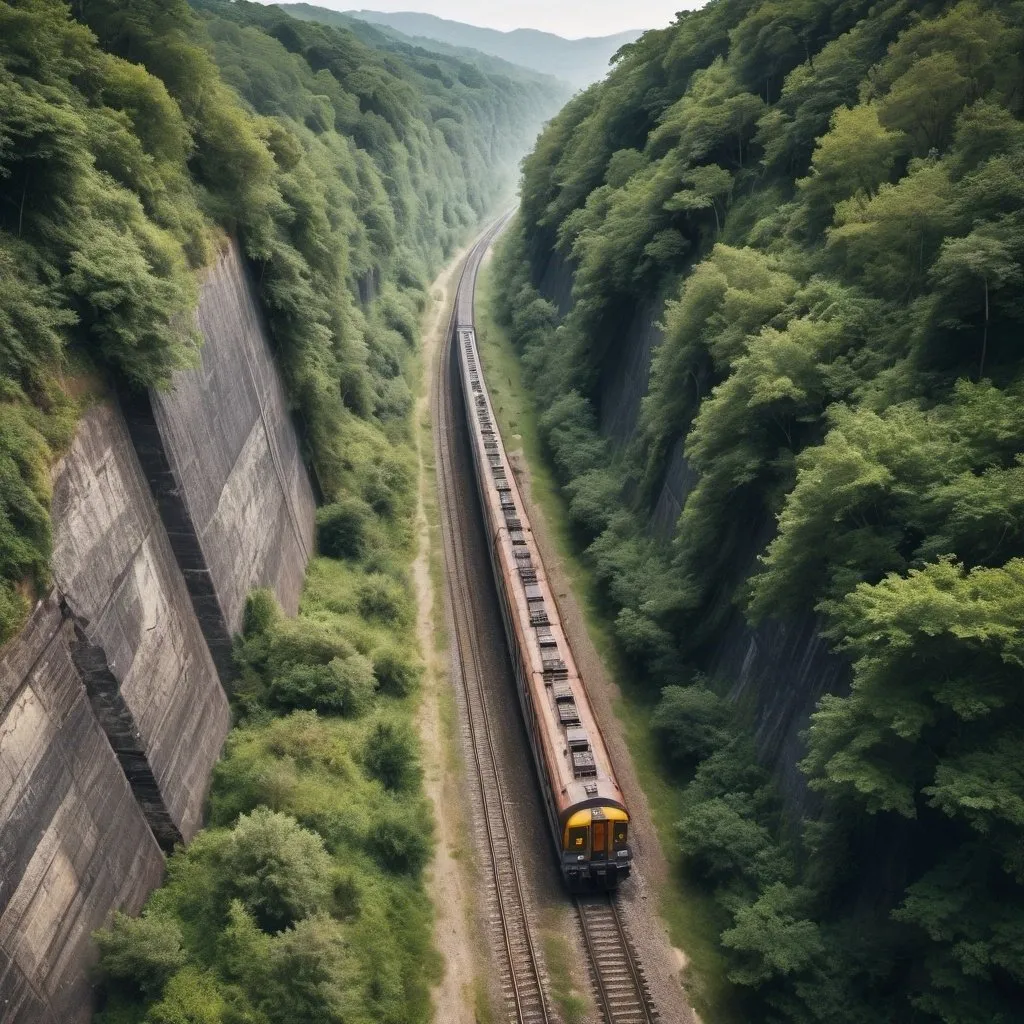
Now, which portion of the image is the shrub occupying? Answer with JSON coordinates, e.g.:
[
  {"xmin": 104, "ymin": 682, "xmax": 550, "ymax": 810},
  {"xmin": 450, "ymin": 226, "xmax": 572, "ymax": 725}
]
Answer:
[
  {"xmin": 269, "ymin": 654, "xmax": 376, "ymax": 717},
  {"xmin": 316, "ymin": 498, "xmax": 370, "ymax": 560},
  {"xmin": 721, "ymin": 884, "xmax": 823, "ymax": 987},
  {"xmin": 357, "ymin": 572, "xmax": 409, "ymax": 623},
  {"xmin": 651, "ymin": 682, "xmax": 735, "ymax": 769},
  {"xmin": 243, "ymin": 588, "xmax": 279, "ymax": 637},
  {"xmin": 144, "ymin": 967, "xmax": 227, "ymax": 1024},
  {"xmin": 362, "ymin": 720, "xmax": 420, "ymax": 791},
  {"xmin": 212, "ymin": 808, "xmax": 333, "ymax": 933},
  {"xmin": 94, "ymin": 912, "xmax": 188, "ymax": 999},
  {"xmin": 373, "ymin": 646, "xmax": 421, "ymax": 698},
  {"xmin": 259, "ymin": 915, "xmax": 355, "ymax": 1024},
  {"xmin": 676, "ymin": 796, "xmax": 789, "ymax": 890},
  {"xmin": 366, "ymin": 805, "xmax": 430, "ymax": 875},
  {"xmin": 266, "ymin": 619, "xmax": 351, "ymax": 672}
]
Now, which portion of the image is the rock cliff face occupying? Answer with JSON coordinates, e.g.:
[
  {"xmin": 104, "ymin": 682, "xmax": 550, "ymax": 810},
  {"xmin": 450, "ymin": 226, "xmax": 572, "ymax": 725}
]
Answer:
[
  {"xmin": 0, "ymin": 240, "xmax": 315, "ymax": 1023},
  {"xmin": 535, "ymin": 250, "xmax": 847, "ymax": 813}
]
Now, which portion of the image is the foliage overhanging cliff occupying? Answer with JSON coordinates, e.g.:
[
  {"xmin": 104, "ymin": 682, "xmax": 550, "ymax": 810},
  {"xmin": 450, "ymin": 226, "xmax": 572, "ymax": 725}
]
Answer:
[
  {"xmin": 495, "ymin": 1, "xmax": 1024, "ymax": 1021},
  {"xmin": 0, "ymin": 0, "xmax": 561, "ymax": 645}
]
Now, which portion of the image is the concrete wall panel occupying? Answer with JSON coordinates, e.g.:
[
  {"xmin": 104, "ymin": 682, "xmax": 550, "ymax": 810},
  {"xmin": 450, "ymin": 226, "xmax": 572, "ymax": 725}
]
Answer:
[
  {"xmin": 152, "ymin": 242, "xmax": 316, "ymax": 637},
  {"xmin": 0, "ymin": 598, "xmax": 165, "ymax": 1024},
  {"xmin": 50, "ymin": 406, "xmax": 230, "ymax": 845}
]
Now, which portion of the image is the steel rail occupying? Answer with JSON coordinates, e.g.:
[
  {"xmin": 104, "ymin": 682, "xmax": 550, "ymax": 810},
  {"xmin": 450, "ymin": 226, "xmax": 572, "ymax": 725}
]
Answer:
[
  {"xmin": 434, "ymin": 219, "xmax": 551, "ymax": 1024},
  {"xmin": 576, "ymin": 894, "xmax": 659, "ymax": 1024}
]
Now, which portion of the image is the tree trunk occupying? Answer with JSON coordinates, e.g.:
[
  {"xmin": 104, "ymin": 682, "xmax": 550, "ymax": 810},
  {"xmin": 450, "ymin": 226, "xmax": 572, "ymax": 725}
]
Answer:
[
  {"xmin": 18, "ymin": 178, "xmax": 27, "ymax": 238},
  {"xmin": 979, "ymin": 278, "xmax": 989, "ymax": 380}
]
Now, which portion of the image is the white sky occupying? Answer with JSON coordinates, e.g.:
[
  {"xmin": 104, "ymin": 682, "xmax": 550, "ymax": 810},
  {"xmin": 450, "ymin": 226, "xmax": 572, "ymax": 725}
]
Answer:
[{"xmin": 270, "ymin": 1, "xmax": 705, "ymax": 38}]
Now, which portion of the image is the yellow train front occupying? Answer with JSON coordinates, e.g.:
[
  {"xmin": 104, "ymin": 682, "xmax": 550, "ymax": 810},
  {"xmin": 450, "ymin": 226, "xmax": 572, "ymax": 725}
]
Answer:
[
  {"xmin": 454, "ymin": 323, "xmax": 633, "ymax": 891},
  {"xmin": 561, "ymin": 804, "xmax": 631, "ymax": 889}
]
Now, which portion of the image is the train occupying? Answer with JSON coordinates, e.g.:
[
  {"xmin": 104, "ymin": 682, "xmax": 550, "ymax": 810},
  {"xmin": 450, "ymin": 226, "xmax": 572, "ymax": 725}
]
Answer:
[{"xmin": 454, "ymin": 320, "xmax": 632, "ymax": 889}]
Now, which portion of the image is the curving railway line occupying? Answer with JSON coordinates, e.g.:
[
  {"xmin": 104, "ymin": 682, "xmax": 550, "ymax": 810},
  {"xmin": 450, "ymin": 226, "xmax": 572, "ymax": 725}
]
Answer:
[{"xmin": 433, "ymin": 220, "xmax": 659, "ymax": 1024}]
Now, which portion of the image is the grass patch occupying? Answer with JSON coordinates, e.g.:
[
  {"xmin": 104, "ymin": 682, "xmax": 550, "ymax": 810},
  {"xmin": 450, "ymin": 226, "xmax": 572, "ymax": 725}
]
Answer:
[
  {"xmin": 540, "ymin": 909, "xmax": 591, "ymax": 1024},
  {"xmin": 474, "ymin": 259, "xmax": 741, "ymax": 1023}
]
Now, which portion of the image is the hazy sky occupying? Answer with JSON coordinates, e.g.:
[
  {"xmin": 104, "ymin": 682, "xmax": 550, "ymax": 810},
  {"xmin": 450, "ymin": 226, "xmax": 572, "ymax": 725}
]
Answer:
[{"xmin": 273, "ymin": 2, "xmax": 704, "ymax": 37}]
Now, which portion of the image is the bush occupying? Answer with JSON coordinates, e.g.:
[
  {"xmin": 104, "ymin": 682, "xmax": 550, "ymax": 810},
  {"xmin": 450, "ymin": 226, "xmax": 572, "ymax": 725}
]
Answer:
[
  {"xmin": 266, "ymin": 619, "xmax": 351, "ymax": 672},
  {"xmin": 357, "ymin": 572, "xmax": 409, "ymax": 623},
  {"xmin": 269, "ymin": 653, "xmax": 376, "ymax": 717},
  {"xmin": 212, "ymin": 808, "xmax": 333, "ymax": 933},
  {"xmin": 362, "ymin": 720, "xmax": 420, "ymax": 791},
  {"xmin": 316, "ymin": 498, "xmax": 370, "ymax": 560},
  {"xmin": 243, "ymin": 588, "xmax": 279, "ymax": 637},
  {"xmin": 676, "ymin": 796, "xmax": 789, "ymax": 890},
  {"xmin": 373, "ymin": 646, "xmax": 421, "ymax": 698},
  {"xmin": 144, "ymin": 967, "xmax": 227, "ymax": 1024},
  {"xmin": 94, "ymin": 912, "xmax": 188, "ymax": 999},
  {"xmin": 366, "ymin": 806, "xmax": 430, "ymax": 875},
  {"xmin": 651, "ymin": 682, "xmax": 735, "ymax": 769}
]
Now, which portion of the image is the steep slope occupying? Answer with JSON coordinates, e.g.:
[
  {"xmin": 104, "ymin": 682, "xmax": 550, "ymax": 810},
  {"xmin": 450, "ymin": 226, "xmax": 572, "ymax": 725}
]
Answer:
[
  {"xmin": 288, "ymin": 5, "xmax": 640, "ymax": 87},
  {"xmin": 497, "ymin": 1, "xmax": 1024, "ymax": 1022}
]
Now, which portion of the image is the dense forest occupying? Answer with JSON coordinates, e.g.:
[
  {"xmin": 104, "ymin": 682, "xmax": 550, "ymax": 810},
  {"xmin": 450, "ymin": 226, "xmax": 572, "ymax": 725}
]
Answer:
[
  {"xmin": 0, "ymin": 0, "xmax": 561, "ymax": 1020},
  {"xmin": 495, "ymin": 1, "xmax": 1024, "ymax": 1021}
]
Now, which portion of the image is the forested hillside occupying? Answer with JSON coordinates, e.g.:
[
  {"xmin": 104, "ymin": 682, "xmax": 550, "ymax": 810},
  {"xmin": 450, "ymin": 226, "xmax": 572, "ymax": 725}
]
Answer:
[
  {"xmin": 0, "ymin": 1, "xmax": 561, "ymax": 1019},
  {"xmin": 496, "ymin": 1, "xmax": 1024, "ymax": 1021},
  {"xmin": 278, "ymin": 3, "xmax": 574, "ymax": 92},
  {"xmin": 0, "ymin": 0, "xmax": 558, "ymax": 646}
]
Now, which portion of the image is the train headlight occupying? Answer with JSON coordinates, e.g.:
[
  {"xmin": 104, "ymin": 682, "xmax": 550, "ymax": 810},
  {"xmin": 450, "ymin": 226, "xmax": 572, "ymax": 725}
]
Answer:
[
  {"xmin": 617, "ymin": 850, "xmax": 629, "ymax": 858},
  {"xmin": 577, "ymin": 855, "xmax": 585, "ymax": 862}
]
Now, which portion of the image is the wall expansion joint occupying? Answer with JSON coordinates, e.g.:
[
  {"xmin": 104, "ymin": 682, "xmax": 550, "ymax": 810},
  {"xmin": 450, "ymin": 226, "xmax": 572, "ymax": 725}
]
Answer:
[
  {"xmin": 117, "ymin": 387, "xmax": 236, "ymax": 685},
  {"xmin": 63, "ymin": 599, "xmax": 184, "ymax": 853}
]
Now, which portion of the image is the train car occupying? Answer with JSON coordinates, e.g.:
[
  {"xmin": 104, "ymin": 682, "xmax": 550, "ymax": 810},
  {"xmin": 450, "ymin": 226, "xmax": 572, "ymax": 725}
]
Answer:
[{"xmin": 454, "ymin": 322, "xmax": 632, "ymax": 889}]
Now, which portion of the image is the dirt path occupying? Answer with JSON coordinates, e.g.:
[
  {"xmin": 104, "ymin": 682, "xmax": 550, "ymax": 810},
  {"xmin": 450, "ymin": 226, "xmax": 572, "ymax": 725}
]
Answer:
[{"xmin": 414, "ymin": 250, "xmax": 483, "ymax": 1024}]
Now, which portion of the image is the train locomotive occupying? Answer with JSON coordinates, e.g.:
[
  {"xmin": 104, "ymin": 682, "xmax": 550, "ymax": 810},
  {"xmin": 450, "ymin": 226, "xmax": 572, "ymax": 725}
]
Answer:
[{"xmin": 454, "ymin": 322, "xmax": 632, "ymax": 889}]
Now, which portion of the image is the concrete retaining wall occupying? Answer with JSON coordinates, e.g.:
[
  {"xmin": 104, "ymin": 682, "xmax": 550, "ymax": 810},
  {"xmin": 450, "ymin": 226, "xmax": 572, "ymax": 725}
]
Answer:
[
  {"xmin": 0, "ymin": 239, "xmax": 316, "ymax": 1023},
  {"xmin": 126, "ymin": 243, "xmax": 316, "ymax": 680},
  {"xmin": 0, "ymin": 597, "xmax": 165, "ymax": 1024},
  {"xmin": 51, "ymin": 405, "xmax": 231, "ymax": 847}
]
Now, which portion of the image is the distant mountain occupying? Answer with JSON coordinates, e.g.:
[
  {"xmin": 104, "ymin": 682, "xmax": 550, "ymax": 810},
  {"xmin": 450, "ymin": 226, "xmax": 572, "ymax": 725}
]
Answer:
[
  {"xmin": 277, "ymin": 4, "xmax": 570, "ymax": 96},
  {"xmin": 279, "ymin": 5, "xmax": 641, "ymax": 88}
]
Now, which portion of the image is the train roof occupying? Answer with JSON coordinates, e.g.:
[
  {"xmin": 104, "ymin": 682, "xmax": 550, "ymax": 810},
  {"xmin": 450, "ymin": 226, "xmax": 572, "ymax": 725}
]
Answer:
[{"xmin": 455, "ymin": 324, "xmax": 626, "ymax": 821}]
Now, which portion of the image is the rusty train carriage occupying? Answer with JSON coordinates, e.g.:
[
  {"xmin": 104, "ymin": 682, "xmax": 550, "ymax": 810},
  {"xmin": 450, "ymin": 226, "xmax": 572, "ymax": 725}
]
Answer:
[{"xmin": 454, "ymin": 324, "xmax": 632, "ymax": 888}]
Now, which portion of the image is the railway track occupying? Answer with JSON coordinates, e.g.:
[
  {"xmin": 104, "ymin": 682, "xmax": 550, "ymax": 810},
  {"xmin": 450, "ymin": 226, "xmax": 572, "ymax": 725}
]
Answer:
[
  {"xmin": 577, "ymin": 895, "xmax": 659, "ymax": 1024},
  {"xmin": 434, "ymin": 221, "xmax": 551, "ymax": 1024},
  {"xmin": 435, "ymin": 219, "xmax": 662, "ymax": 1024}
]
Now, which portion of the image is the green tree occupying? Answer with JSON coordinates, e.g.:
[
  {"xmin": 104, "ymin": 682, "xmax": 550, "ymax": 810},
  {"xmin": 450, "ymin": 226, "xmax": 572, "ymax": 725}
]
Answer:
[
  {"xmin": 930, "ymin": 228, "xmax": 1020, "ymax": 379},
  {"xmin": 651, "ymin": 682, "xmax": 735, "ymax": 768},
  {"xmin": 721, "ymin": 884, "xmax": 823, "ymax": 987},
  {"xmin": 210, "ymin": 809, "xmax": 334, "ymax": 933},
  {"xmin": 94, "ymin": 913, "xmax": 188, "ymax": 999}
]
